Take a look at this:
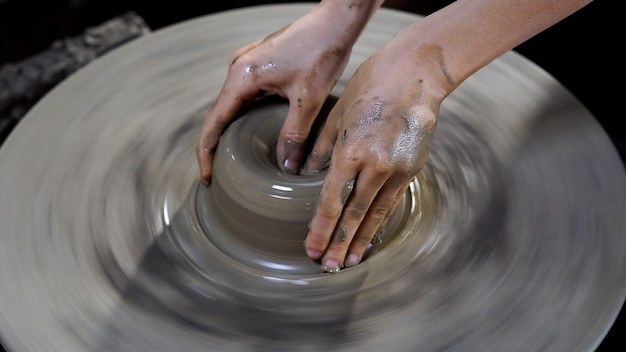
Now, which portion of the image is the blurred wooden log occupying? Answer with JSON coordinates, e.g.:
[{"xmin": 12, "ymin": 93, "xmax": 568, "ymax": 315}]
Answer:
[{"xmin": 0, "ymin": 11, "xmax": 150, "ymax": 142}]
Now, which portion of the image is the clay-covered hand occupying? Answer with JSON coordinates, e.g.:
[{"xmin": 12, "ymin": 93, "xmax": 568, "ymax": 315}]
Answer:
[
  {"xmin": 302, "ymin": 40, "xmax": 450, "ymax": 272},
  {"xmin": 298, "ymin": 0, "xmax": 591, "ymax": 271},
  {"xmin": 197, "ymin": 2, "xmax": 376, "ymax": 183}
]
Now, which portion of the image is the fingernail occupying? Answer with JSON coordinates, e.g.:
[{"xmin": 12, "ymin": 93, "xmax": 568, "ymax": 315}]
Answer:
[
  {"xmin": 344, "ymin": 254, "xmax": 359, "ymax": 267},
  {"xmin": 322, "ymin": 259, "xmax": 340, "ymax": 273},
  {"xmin": 283, "ymin": 158, "xmax": 300, "ymax": 174},
  {"xmin": 281, "ymin": 139, "xmax": 305, "ymax": 174}
]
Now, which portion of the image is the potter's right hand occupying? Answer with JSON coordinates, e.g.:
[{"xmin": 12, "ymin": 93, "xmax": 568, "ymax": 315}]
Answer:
[
  {"xmin": 197, "ymin": 0, "xmax": 383, "ymax": 183},
  {"xmin": 300, "ymin": 35, "xmax": 450, "ymax": 272}
]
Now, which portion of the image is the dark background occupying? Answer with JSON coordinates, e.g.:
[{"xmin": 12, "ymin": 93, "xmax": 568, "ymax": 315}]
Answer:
[{"xmin": 0, "ymin": 0, "xmax": 622, "ymax": 351}]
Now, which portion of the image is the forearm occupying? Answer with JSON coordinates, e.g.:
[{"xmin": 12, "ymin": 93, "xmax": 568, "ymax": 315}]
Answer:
[
  {"xmin": 311, "ymin": 0, "xmax": 386, "ymax": 46},
  {"xmin": 388, "ymin": 0, "xmax": 593, "ymax": 94}
]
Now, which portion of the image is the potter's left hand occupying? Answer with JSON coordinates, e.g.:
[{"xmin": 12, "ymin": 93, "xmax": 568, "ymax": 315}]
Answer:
[
  {"xmin": 301, "ymin": 42, "xmax": 447, "ymax": 272},
  {"xmin": 197, "ymin": 0, "xmax": 384, "ymax": 184}
]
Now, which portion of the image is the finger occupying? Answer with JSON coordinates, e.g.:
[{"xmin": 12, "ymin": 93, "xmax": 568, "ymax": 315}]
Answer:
[
  {"xmin": 319, "ymin": 167, "xmax": 388, "ymax": 272},
  {"xmin": 276, "ymin": 94, "xmax": 326, "ymax": 174},
  {"xmin": 376, "ymin": 177, "xmax": 413, "ymax": 233},
  {"xmin": 301, "ymin": 110, "xmax": 339, "ymax": 174},
  {"xmin": 388, "ymin": 178, "xmax": 414, "ymax": 219},
  {"xmin": 197, "ymin": 80, "xmax": 260, "ymax": 184},
  {"xmin": 303, "ymin": 156, "xmax": 359, "ymax": 267},
  {"xmin": 344, "ymin": 177, "xmax": 413, "ymax": 267}
]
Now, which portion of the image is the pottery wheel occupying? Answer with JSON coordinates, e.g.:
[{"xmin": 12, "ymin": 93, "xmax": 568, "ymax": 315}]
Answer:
[{"xmin": 1, "ymin": 4, "xmax": 625, "ymax": 352}]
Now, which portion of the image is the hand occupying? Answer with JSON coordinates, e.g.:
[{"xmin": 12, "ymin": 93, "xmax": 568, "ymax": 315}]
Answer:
[
  {"xmin": 197, "ymin": 6, "xmax": 362, "ymax": 182},
  {"xmin": 302, "ymin": 40, "xmax": 449, "ymax": 272}
]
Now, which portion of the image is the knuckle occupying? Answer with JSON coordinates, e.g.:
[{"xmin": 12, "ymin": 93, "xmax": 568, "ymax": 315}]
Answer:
[
  {"xmin": 199, "ymin": 134, "xmax": 220, "ymax": 153},
  {"xmin": 422, "ymin": 114, "xmax": 437, "ymax": 131},
  {"xmin": 306, "ymin": 231, "xmax": 329, "ymax": 251},
  {"xmin": 369, "ymin": 205, "xmax": 389, "ymax": 222},
  {"xmin": 370, "ymin": 162, "xmax": 393, "ymax": 177},
  {"xmin": 228, "ymin": 52, "xmax": 240, "ymax": 66},
  {"xmin": 342, "ymin": 202, "xmax": 368, "ymax": 222},
  {"xmin": 282, "ymin": 131, "xmax": 309, "ymax": 145},
  {"xmin": 386, "ymin": 161, "xmax": 414, "ymax": 178},
  {"xmin": 314, "ymin": 199, "xmax": 342, "ymax": 220}
]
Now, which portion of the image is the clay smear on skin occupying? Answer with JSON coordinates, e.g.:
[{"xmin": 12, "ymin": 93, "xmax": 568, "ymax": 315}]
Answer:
[{"xmin": 338, "ymin": 97, "xmax": 437, "ymax": 178}]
